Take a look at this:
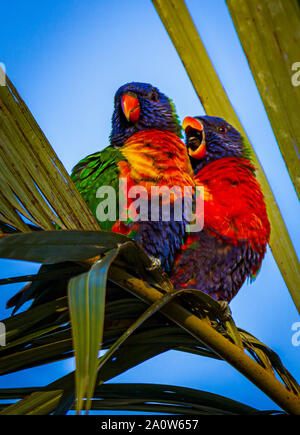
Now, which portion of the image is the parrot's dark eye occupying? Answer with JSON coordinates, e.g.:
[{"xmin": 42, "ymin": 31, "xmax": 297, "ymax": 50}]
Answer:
[
  {"xmin": 149, "ymin": 90, "xmax": 159, "ymax": 102},
  {"xmin": 219, "ymin": 126, "xmax": 228, "ymax": 134}
]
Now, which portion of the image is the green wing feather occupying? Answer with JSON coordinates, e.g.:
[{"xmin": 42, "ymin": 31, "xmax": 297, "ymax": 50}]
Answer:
[{"xmin": 71, "ymin": 146, "xmax": 123, "ymax": 231}]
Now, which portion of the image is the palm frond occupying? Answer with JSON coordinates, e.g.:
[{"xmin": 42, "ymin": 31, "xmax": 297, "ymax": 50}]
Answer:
[
  {"xmin": 0, "ymin": 76, "xmax": 99, "ymax": 232},
  {"xmin": 226, "ymin": 0, "xmax": 300, "ymax": 199},
  {"xmin": 0, "ymin": 233, "xmax": 299, "ymax": 414},
  {"xmin": 0, "ymin": 384, "xmax": 281, "ymax": 415}
]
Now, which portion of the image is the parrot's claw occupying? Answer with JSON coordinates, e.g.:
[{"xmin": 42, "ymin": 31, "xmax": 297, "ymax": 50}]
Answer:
[
  {"xmin": 217, "ymin": 300, "xmax": 232, "ymax": 322},
  {"xmin": 146, "ymin": 256, "xmax": 161, "ymax": 271}
]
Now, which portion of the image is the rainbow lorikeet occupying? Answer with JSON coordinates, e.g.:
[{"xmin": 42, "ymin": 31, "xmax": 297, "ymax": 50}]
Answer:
[
  {"xmin": 71, "ymin": 82, "xmax": 194, "ymax": 273},
  {"xmin": 7, "ymin": 82, "xmax": 194, "ymax": 313},
  {"xmin": 171, "ymin": 116, "xmax": 270, "ymax": 303}
]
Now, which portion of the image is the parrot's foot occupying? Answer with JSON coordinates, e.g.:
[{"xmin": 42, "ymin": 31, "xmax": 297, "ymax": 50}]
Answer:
[
  {"xmin": 146, "ymin": 256, "xmax": 161, "ymax": 271},
  {"xmin": 217, "ymin": 300, "xmax": 232, "ymax": 322}
]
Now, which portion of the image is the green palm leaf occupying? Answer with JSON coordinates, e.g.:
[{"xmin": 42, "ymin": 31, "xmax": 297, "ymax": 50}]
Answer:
[
  {"xmin": 0, "ymin": 76, "xmax": 99, "ymax": 232},
  {"xmin": 68, "ymin": 248, "xmax": 119, "ymax": 414},
  {"xmin": 226, "ymin": 0, "xmax": 300, "ymax": 199},
  {"xmin": 0, "ymin": 384, "xmax": 281, "ymax": 415},
  {"xmin": 0, "ymin": 231, "xmax": 299, "ymax": 414}
]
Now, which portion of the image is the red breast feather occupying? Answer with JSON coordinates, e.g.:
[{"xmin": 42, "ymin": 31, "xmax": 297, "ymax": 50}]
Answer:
[
  {"xmin": 171, "ymin": 157, "xmax": 270, "ymax": 301},
  {"xmin": 197, "ymin": 158, "xmax": 270, "ymax": 255}
]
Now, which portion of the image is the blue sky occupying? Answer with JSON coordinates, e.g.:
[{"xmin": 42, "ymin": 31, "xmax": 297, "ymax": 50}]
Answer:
[{"xmin": 0, "ymin": 0, "xmax": 299, "ymax": 413}]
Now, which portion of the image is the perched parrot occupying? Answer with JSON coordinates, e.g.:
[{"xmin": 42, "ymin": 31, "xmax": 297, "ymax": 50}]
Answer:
[
  {"xmin": 7, "ymin": 82, "xmax": 194, "ymax": 312},
  {"xmin": 71, "ymin": 82, "xmax": 194, "ymax": 273},
  {"xmin": 171, "ymin": 116, "xmax": 270, "ymax": 303}
]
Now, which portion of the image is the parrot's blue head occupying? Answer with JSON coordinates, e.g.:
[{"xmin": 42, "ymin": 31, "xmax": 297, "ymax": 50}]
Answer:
[
  {"xmin": 110, "ymin": 82, "xmax": 182, "ymax": 147},
  {"xmin": 183, "ymin": 116, "xmax": 251, "ymax": 174}
]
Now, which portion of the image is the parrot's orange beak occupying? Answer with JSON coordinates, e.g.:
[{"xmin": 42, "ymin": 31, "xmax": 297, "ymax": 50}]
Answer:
[
  {"xmin": 121, "ymin": 94, "xmax": 140, "ymax": 123},
  {"xmin": 183, "ymin": 116, "xmax": 206, "ymax": 159}
]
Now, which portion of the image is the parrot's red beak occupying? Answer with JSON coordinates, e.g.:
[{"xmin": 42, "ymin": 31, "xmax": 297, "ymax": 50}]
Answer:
[
  {"xmin": 121, "ymin": 94, "xmax": 140, "ymax": 123},
  {"xmin": 183, "ymin": 116, "xmax": 206, "ymax": 159}
]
